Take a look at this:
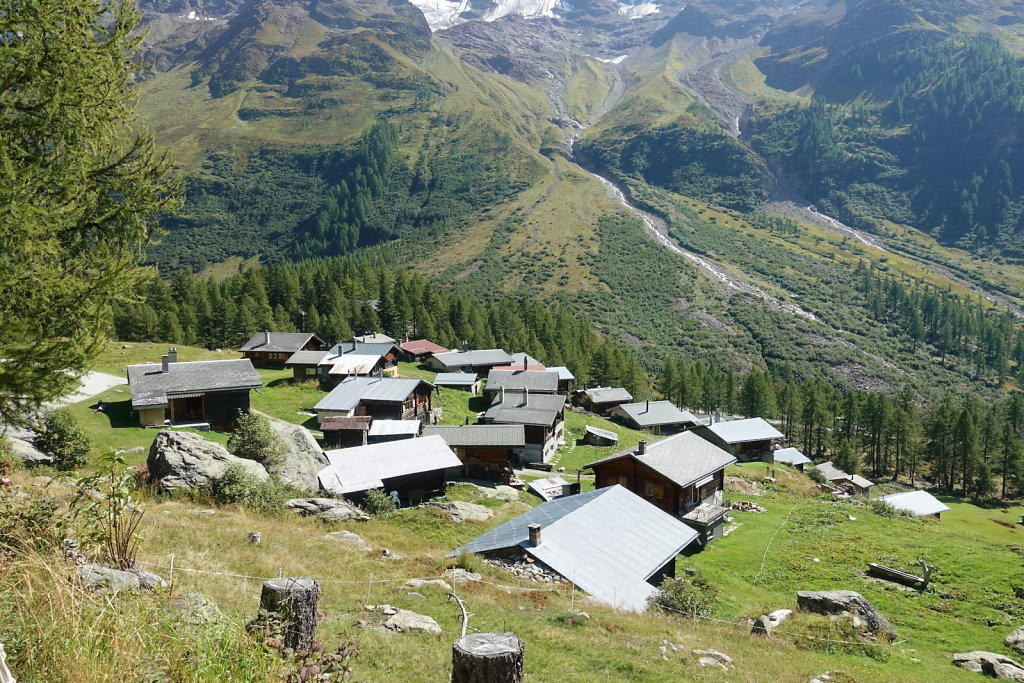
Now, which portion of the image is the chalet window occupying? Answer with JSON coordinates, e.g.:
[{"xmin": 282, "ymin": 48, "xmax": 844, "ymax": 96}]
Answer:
[
  {"xmin": 643, "ymin": 482, "xmax": 664, "ymax": 498},
  {"xmin": 616, "ymin": 476, "xmax": 629, "ymax": 487}
]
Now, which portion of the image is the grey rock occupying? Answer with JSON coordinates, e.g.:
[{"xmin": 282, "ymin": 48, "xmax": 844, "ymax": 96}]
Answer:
[
  {"xmin": 698, "ymin": 657, "xmax": 728, "ymax": 671},
  {"xmin": 322, "ymin": 530, "xmax": 367, "ymax": 547},
  {"xmin": 383, "ymin": 608, "xmax": 442, "ymax": 635},
  {"xmin": 285, "ymin": 497, "xmax": 369, "ymax": 523},
  {"xmin": 404, "ymin": 578, "xmax": 452, "ymax": 591},
  {"xmin": 693, "ymin": 649, "xmax": 732, "ymax": 665},
  {"xmin": 768, "ymin": 608, "xmax": 792, "ymax": 626},
  {"xmin": 796, "ymin": 590, "xmax": 896, "ymax": 641},
  {"xmin": 425, "ymin": 500, "xmax": 494, "ymax": 523},
  {"xmin": 751, "ymin": 614, "xmax": 773, "ymax": 637},
  {"xmin": 118, "ymin": 446, "xmax": 145, "ymax": 455},
  {"xmin": 186, "ymin": 508, "xmax": 216, "ymax": 516},
  {"xmin": 147, "ymin": 431, "xmax": 268, "ymax": 491},
  {"xmin": 954, "ymin": 651, "xmax": 1024, "ymax": 681},
  {"xmin": 172, "ymin": 592, "xmax": 225, "ymax": 626},
  {"xmin": 265, "ymin": 421, "xmax": 328, "ymax": 493},
  {"xmin": 444, "ymin": 568, "xmax": 482, "ymax": 584},
  {"xmin": 75, "ymin": 564, "xmax": 141, "ymax": 593},
  {"xmin": 475, "ymin": 485, "xmax": 520, "ymax": 501},
  {"xmin": 1007, "ymin": 625, "xmax": 1024, "ymax": 656},
  {"xmin": 7, "ymin": 425, "xmax": 53, "ymax": 465}
]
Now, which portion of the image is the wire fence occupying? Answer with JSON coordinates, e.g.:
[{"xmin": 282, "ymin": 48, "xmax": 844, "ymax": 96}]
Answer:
[{"xmin": 136, "ymin": 555, "xmax": 903, "ymax": 650}]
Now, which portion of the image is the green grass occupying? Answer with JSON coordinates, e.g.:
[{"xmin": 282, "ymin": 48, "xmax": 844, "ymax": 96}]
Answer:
[
  {"xmin": 91, "ymin": 341, "xmax": 235, "ymax": 377},
  {"xmin": 250, "ymin": 370, "xmax": 323, "ymax": 429},
  {"xmin": 555, "ymin": 411, "xmax": 652, "ymax": 473}
]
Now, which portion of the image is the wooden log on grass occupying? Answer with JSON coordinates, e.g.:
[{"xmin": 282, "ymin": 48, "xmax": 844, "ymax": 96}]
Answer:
[
  {"xmin": 259, "ymin": 577, "xmax": 320, "ymax": 651},
  {"xmin": 452, "ymin": 632, "xmax": 524, "ymax": 683}
]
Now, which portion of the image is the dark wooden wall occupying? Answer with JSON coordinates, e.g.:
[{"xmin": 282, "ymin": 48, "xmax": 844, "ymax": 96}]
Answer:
[{"xmin": 205, "ymin": 390, "xmax": 251, "ymax": 428}]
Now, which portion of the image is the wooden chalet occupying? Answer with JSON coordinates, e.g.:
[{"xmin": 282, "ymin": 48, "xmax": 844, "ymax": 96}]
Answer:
[
  {"xmin": 583, "ymin": 432, "xmax": 737, "ymax": 545},
  {"xmin": 584, "ymin": 425, "xmax": 619, "ymax": 447},
  {"xmin": 432, "ymin": 372, "xmax": 480, "ymax": 394},
  {"xmin": 127, "ymin": 349, "xmax": 261, "ymax": 430},
  {"xmin": 367, "ymin": 419, "xmax": 422, "ymax": 444},
  {"xmin": 287, "ymin": 341, "xmax": 401, "ymax": 385},
  {"xmin": 610, "ymin": 400, "xmax": 701, "ymax": 435},
  {"xmin": 483, "ymin": 369, "xmax": 561, "ymax": 399},
  {"xmin": 422, "ymin": 424, "xmax": 526, "ymax": 483},
  {"xmin": 425, "ymin": 348, "xmax": 515, "ymax": 374},
  {"xmin": 239, "ymin": 331, "xmax": 324, "ymax": 368},
  {"xmin": 579, "ymin": 387, "xmax": 634, "ymax": 415},
  {"xmin": 814, "ymin": 461, "xmax": 875, "ymax": 496},
  {"xmin": 317, "ymin": 435, "xmax": 461, "ymax": 504},
  {"xmin": 875, "ymin": 490, "xmax": 950, "ymax": 519},
  {"xmin": 319, "ymin": 416, "xmax": 372, "ymax": 448},
  {"xmin": 692, "ymin": 417, "xmax": 784, "ymax": 461},
  {"xmin": 481, "ymin": 391, "xmax": 566, "ymax": 463},
  {"xmin": 399, "ymin": 339, "xmax": 449, "ymax": 362},
  {"xmin": 773, "ymin": 447, "xmax": 811, "ymax": 471},
  {"xmin": 313, "ymin": 376, "xmax": 433, "ymax": 423}
]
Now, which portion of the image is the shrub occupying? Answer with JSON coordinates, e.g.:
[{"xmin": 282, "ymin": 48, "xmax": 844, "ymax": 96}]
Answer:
[
  {"xmin": 806, "ymin": 467, "xmax": 826, "ymax": 485},
  {"xmin": 649, "ymin": 573, "xmax": 719, "ymax": 618},
  {"xmin": 362, "ymin": 488, "xmax": 397, "ymax": 516},
  {"xmin": 70, "ymin": 455, "xmax": 146, "ymax": 569},
  {"xmin": 453, "ymin": 549, "xmax": 481, "ymax": 574},
  {"xmin": 227, "ymin": 411, "xmax": 283, "ymax": 466},
  {"xmin": 0, "ymin": 434, "xmax": 15, "ymax": 479},
  {"xmin": 36, "ymin": 409, "xmax": 91, "ymax": 471},
  {"xmin": 211, "ymin": 465, "xmax": 291, "ymax": 514}
]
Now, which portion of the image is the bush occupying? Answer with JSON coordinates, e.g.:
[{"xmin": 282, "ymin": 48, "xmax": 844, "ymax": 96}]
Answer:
[
  {"xmin": 649, "ymin": 573, "xmax": 719, "ymax": 618},
  {"xmin": 806, "ymin": 467, "xmax": 826, "ymax": 484},
  {"xmin": 362, "ymin": 488, "xmax": 397, "ymax": 516},
  {"xmin": 36, "ymin": 409, "xmax": 91, "ymax": 471},
  {"xmin": 227, "ymin": 412, "xmax": 283, "ymax": 466},
  {"xmin": 453, "ymin": 549, "xmax": 481, "ymax": 574},
  {"xmin": 211, "ymin": 465, "xmax": 291, "ymax": 514}
]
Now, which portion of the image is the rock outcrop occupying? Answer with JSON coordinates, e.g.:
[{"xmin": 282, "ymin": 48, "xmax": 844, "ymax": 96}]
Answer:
[
  {"xmin": 954, "ymin": 651, "xmax": 1024, "ymax": 681},
  {"xmin": 424, "ymin": 501, "xmax": 494, "ymax": 523},
  {"xmin": 1007, "ymin": 625, "xmax": 1024, "ymax": 656},
  {"xmin": 75, "ymin": 565, "xmax": 143, "ymax": 593},
  {"xmin": 285, "ymin": 497, "xmax": 369, "ymax": 522},
  {"xmin": 796, "ymin": 590, "xmax": 896, "ymax": 641},
  {"xmin": 7, "ymin": 425, "xmax": 53, "ymax": 465},
  {"xmin": 147, "ymin": 431, "xmax": 269, "ymax": 491},
  {"xmin": 266, "ymin": 420, "xmax": 328, "ymax": 492}
]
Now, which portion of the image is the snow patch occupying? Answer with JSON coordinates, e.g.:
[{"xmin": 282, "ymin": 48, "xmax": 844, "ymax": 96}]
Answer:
[
  {"xmin": 409, "ymin": 0, "xmax": 562, "ymax": 31},
  {"xmin": 618, "ymin": 2, "xmax": 660, "ymax": 19},
  {"xmin": 594, "ymin": 55, "xmax": 628, "ymax": 64}
]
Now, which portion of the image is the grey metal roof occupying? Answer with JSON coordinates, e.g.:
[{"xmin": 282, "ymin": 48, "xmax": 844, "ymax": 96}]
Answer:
[
  {"xmin": 431, "ymin": 349, "xmax": 514, "ymax": 369},
  {"xmin": 585, "ymin": 425, "xmax": 619, "ymax": 442},
  {"xmin": 548, "ymin": 366, "xmax": 575, "ymax": 381},
  {"xmin": 319, "ymin": 416, "xmax": 372, "ymax": 432},
  {"xmin": 326, "ymin": 355, "xmax": 383, "ymax": 375},
  {"xmin": 849, "ymin": 474, "xmax": 875, "ymax": 489},
  {"xmin": 585, "ymin": 431, "xmax": 736, "ymax": 488},
  {"xmin": 483, "ymin": 393, "xmax": 566, "ymax": 427},
  {"xmin": 485, "ymin": 370, "xmax": 560, "ymax": 393},
  {"xmin": 876, "ymin": 490, "xmax": 949, "ymax": 516},
  {"xmin": 433, "ymin": 373, "xmax": 478, "ymax": 386},
  {"xmin": 773, "ymin": 447, "xmax": 811, "ymax": 466},
  {"xmin": 313, "ymin": 376, "xmax": 428, "ymax": 412},
  {"xmin": 705, "ymin": 417, "xmax": 784, "ymax": 443},
  {"xmin": 128, "ymin": 359, "xmax": 261, "ymax": 409},
  {"xmin": 322, "ymin": 342, "xmax": 397, "ymax": 362},
  {"xmin": 813, "ymin": 461, "xmax": 850, "ymax": 482},
  {"xmin": 510, "ymin": 352, "xmax": 542, "ymax": 367},
  {"xmin": 422, "ymin": 424, "xmax": 526, "ymax": 448},
  {"xmin": 528, "ymin": 476, "xmax": 569, "ymax": 501},
  {"xmin": 585, "ymin": 387, "xmax": 634, "ymax": 404},
  {"xmin": 239, "ymin": 332, "xmax": 318, "ymax": 353},
  {"xmin": 286, "ymin": 350, "xmax": 329, "ymax": 366},
  {"xmin": 454, "ymin": 486, "xmax": 698, "ymax": 612},
  {"xmin": 613, "ymin": 401, "xmax": 699, "ymax": 428},
  {"xmin": 368, "ymin": 420, "xmax": 422, "ymax": 437},
  {"xmin": 353, "ymin": 333, "xmax": 396, "ymax": 344},
  {"xmin": 317, "ymin": 435, "xmax": 461, "ymax": 495}
]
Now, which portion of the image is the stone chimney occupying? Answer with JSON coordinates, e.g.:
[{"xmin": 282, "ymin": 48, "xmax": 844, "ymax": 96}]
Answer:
[
  {"xmin": 167, "ymin": 347, "xmax": 177, "ymax": 364},
  {"xmin": 462, "ymin": 340, "xmax": 469, "ymax": 352},
  {"xmin": 522, "ymin": 356, "xmax": 528, "ymax": 371},
  {"xmin": 161, "ymin": 354, "xmax": 169, "ymax": 373},
  {"xmin": 263, "ymin": 330, "xmax": 270, "ymax": 345},
  {"xmin": 638, "ymin": 440, "xmax": 646, "ymax": 455},
  {"xmin": 527, "ymin": 523, "xmax": 541, "ymax": 546},
  {"xmin": 523, "ymin": 386, "xmax": 529, "ymax": 407},
  {"xmin": 500, "ymin": 386, "xmax": 505, "ymax": 404},
  {"xmin": 714, "ymin": 409, "xmax": 722, "ymax": 424}
]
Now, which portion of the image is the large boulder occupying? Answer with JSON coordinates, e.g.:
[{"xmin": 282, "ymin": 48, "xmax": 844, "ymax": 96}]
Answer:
[
  {"xmin": 796, "ymin": 590, "xmax": 896, "ymax": 641},
  {"xmin": 1007, "ymin": 625, "xmax": 1024, "ymax": 656},
  {"xmin": 6, "ymin": 425, "xmax": 53, "ymax": 466},
  {"xmin": 954, "ymin": 651, "xmax": 1024, "ymax": 681},
  {"xmin": 266, "ymin": 421, "xmax": 328, "ymax": 492},
  {"xmin": 285, "ymin": 497, "xmax": 369, "ymax": 522},
  {"xmin": 75, "ymin": 565, "xmax": 141, "ymax": 593},
  {"xmin": 147, "ymin": 431, "xmax": 269, "ymax": 492},
  {"xmin": 424, "ymin": 501, "xmax": 494, "ymax": 523}
]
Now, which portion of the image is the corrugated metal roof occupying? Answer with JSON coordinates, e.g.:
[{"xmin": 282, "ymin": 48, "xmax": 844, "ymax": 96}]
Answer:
[
  {"xmin": 548, "ymin": 366, "xmax": 575, "ymax": 381},
  {"xmin": 510, "ymin": 352, "xmax": 543, "ymax": 368},
  {"xmin": 353, "ymin": 333, "xmax": 396, "ymax": 344},
  {"xmin": 128, "ymin": 359, "xmax": 261, "ymax": 409},
  {"xmin": 483, "ymin": 393, "xmax": 566, "ymax": 427},
  {"xmin": 321, "ymin": 342, "xmax": 397, "ymax": 363},
  {"xmin": 585, "ymin": 425, "xmax": 619, "ymax": 441},
  {"xmin": 813, "ymin": 461, "xmax": 848, "ymax": 481},
  {"xmin": 705, "ymin": 417, "xmax": 784, "ymax": 443},
  {"xmin": 453, "ymin": 486, "xmax": 698, "ymax": 612},
  {"xmin": 422, "ymin": 424, "xmax": 525, "ymax": 447},
  {"xmin": 368, "ymin": 420, "xmax": 422, "ymax": 437},
  {"xmin": 774, "ymin": 447, "xmax": 811, "ymax": 466},
  {"xmin": 614, "ymin": 401, "xmax": 699, "ymax": 427},
  {"xmin": 877, "ymin": 490, "xmax": 949, "ymax": 516},
  {"xmin": 326, "ymin": 354, "xmax": 382, "ymax": 375},
  {"xmin": 400, "ymin": 339, "xmax": 448, "ymax": 355},
  {"xmin": 485, "ymin": 370, "xmax": 560, "ymax": 393},
  {"xmin": 313, "ymin": 376, "xmax": 428, "ymax": 412},
  {"xmin": 317, "ymin": 435, "xmax": 461, "ymax": 495},
  {"xmin": 286, "ymin": 350, "xmax": 329, "ymax": 366},
  {"xmin": 849, "ymin": 474, "xmax": 875, "ymax": 489},
  {"xmin": 431, "ymin": 349, "xmax": 514, "ymax": 368},
  {"xmin": 585, "ymin": 431, "xmax": 736, "ymax": 488},
  {"xmin": 529, "ymin": 476, "xmax": 569, "ymax": 501},
  {"xmin": 585, "ymin": 387, "xmax": 634, "ymax": 404},
  {"xmin": 239, "ymin": 332, "xmax": 318, "ymax": 353},
  {"xmin": 434, "ymin": 373, "xmax": 478, "ymax": 386}
]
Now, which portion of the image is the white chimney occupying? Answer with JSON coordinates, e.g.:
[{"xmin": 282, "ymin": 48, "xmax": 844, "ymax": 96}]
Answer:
[
  {"xmin": 528, "ymin": 523, "xmax": 541, "ymax": 546},
  {"xmin": 263, "ymin": 330, "xmax": 270, "ymax": 345},
  {"xmin": 161, "ymin": 355, "xmax": 169, "ymax": 373}
]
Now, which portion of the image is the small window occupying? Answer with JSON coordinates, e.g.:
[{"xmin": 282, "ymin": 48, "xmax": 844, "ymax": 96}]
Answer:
[
  {"xmin": 616, "ymin": 476, "xmax": 629, "ymax": 487},
  {"xmin": 643, "ymin": 482, "xmax": 664, "ymax": 498}
]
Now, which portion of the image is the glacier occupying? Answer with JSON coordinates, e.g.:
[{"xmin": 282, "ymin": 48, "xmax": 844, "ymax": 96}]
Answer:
[{"xmin": 408, "ymin": 0, "xmax": 661, "ymax": 31}]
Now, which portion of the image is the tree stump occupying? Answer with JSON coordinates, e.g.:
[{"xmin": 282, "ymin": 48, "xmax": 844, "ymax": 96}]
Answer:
[
  {"xmin": 451, "ymin": 632, "xmax": 524, "ymax": 683},
  {"xmin": 259, "ymin": 577, "xmax": 319, "ymax": 651}
]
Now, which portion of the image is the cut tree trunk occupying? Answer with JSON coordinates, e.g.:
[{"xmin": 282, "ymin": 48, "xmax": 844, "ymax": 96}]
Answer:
[
  {"xmin": 259, "ymin": 577, "xmax": 320, "ymax": 651},
  {"xmin": 452, "ymin": 632, "xmax": 524, "ymax": 683}
]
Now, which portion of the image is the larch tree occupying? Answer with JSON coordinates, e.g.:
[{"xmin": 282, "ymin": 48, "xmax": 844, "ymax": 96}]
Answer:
[{"xmin": 0, "ymin": 0, "xmax": 180, "ymax": 424}]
